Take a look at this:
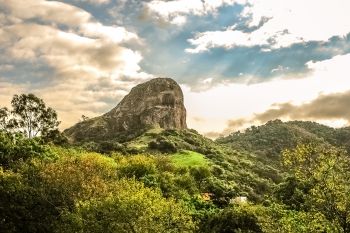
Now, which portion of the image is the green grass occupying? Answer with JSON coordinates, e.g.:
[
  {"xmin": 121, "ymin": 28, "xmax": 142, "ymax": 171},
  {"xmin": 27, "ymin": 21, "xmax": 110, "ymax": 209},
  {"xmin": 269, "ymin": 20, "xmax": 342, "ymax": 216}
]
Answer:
[
  {"xmin": 125, "ymin": 127, "xmax": 164, "ymax": 150},
  {"xmin": 171, "ymin": 150, "xmax": 208, "ymax": 167}
]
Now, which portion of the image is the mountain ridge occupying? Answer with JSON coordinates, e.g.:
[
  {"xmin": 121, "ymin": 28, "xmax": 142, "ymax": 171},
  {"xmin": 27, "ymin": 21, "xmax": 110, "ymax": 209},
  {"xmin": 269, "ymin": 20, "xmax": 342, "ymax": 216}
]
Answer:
[{"xmin": 217, "ymin": 119, "xmax": 350, "ymax": 158}]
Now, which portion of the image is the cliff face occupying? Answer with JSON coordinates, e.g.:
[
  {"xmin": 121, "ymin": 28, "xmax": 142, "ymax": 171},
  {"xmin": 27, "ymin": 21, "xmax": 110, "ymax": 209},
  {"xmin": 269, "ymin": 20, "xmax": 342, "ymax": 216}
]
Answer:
[{"xmin": 64, "ymin": 78, "xmax": 187, "ymax": 142}]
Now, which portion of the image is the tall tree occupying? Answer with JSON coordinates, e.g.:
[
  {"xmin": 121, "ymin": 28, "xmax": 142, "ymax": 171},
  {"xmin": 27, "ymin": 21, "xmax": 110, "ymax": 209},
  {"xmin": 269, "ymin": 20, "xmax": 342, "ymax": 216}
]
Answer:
[
  {"xmin": 9, "ymin": 94, "xmax": 60, "ymax": 138},
  {"xmin": 0, "ymin": 107, "xmax": 9, "ymax": 131}
]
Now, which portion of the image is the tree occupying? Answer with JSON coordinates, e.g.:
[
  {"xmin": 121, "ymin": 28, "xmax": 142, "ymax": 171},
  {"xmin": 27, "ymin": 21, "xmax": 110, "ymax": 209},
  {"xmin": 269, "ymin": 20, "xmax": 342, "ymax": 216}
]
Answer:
[
  {"xmin": 200, "ymin": 204, "xmax": 263, "ymax": 233},
  {"xmin": 8, "ymin": 94, "xmax": 60, "ymax": 138},
  {"xmin": 0, "ymin": 107, "xmax": 9, "ymax": 131},
  {"xmin": 81, "ymin": 115, "xmax": 89, "ymax": 121},
  {"xmin": 282, "ymin": 144, "xmax": 350, "ymax": 232},
  {"xmin": 58, "ymin": 179, "xmax": 195, "ymax": 233},
  {"xmin": 0, "ymin": 131, "xmax": 54, "ymax": 168}
]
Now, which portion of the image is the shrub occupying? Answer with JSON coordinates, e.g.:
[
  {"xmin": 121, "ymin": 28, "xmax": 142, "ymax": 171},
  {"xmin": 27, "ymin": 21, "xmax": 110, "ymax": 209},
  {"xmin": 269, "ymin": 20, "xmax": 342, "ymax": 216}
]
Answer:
[{"xmin": 0, "ymin": 131, "xmax": 54, "ymax": 169}]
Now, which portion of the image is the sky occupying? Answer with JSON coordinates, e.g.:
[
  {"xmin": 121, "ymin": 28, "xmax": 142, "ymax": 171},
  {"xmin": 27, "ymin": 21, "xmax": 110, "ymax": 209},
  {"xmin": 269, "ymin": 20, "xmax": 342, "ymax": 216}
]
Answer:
[{"xmin": 1, "ymin": 0, "xmax": 350, "ymax": 138}]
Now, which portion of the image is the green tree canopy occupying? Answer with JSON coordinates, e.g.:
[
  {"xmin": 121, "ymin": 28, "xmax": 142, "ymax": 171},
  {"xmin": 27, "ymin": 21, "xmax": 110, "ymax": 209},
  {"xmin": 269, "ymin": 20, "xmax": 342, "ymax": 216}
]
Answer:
[
  {"xmin": 282, "ymin": 144, "xmax": 350, "ymax": 232},
  {"xmin": 0, "ymin": 107, "xmax": 9, "ymax": 131},
  {"xmin": 7, "ymin": 94, "xmax": 60, "ymax": 138}
]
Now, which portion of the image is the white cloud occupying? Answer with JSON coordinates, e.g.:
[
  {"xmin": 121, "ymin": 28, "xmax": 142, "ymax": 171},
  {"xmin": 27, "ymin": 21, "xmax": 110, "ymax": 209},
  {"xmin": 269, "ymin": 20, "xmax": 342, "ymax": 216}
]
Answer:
[
  {"xmin": 243, "ymin": 0, "xmax": 350, "ymax": 43},
  {"xmin": 185, "ymin": 29, "xmax": 268, "ymax": 53},
  {"xmin": 184, "ymin": 54, "xmax": 350, "ymax": 134},
  {"xmin": 80, "ymin": 22, "xmax": 138, "ymax": 43},
  {"xmin": 1, "ymin": 0, "xmax": 138, "ymax": 42},
  {"xmin": 2, "ymin": 23, "xmax": 142, "ymax": 77},
  {"xmin": 0, "ymin": 0, "xmax": 153, "ymax": 128},
  {"xmin": 186, "ymin": 0, "xmax": 350, "ymax": 52},
  {"xmin": 145, "ymin": 0, "xmax": 245, "ymax": 25},
  {"xmin": 1, "ymin": 0, "xmax": 91, "ymax": 26}
]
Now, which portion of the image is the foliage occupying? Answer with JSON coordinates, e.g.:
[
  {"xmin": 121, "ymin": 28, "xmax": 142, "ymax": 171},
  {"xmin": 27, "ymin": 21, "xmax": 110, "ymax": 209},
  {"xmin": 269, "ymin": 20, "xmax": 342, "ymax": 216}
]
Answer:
[
  {"xmin": 75, "ymin": 127, "xmax": 281, "ymax": 203},
  {"xmin": 217, "ymin": 120, "xmax": 327, "ymax": 159},
  {"xmin": 200, "ymin": 204, "xmax": 263, "ymax": 233},
  {"xmin": 255, "ymin": 203, "xmax": 336, "ymax": 233},
  {"xmin": 41, "ymin": 129, "xmax": 68, "ymax": 145},
  {"xmin": 0, "ymin": 149, "xmax": 195, "ymax": 232},
  {"xmin": 149, "ymin": 136, "xmax": 178, "ymax": 153},
  {"xmin": 116, "ymin": 155, "xmax": 158, "ymax": 179},
  {"xmin": 0, "ymin": 107, "xmax": 9, "ymax": 131},
  {"xmin": 0, "ymin": 131, "xmax": 55, "ymax": 169},
  {"xmin": 282, "ymin": 144, "xmax": 350, "ymax": 232},
  {"xmin": 218, "ymin": 120, "xmax": 350, "ymax": 161},
  {"xmin": 2, "ymin": 116, "xmax": 350, "ymax": 232},
  {"xmin": 0, "ymin": 168, "xmax": 57, "ymax": 232},
  {"xmin": 58, "ymin": 179, "xmax": 195, "ymax": 233},
  {"xmin": 8, "ymin": 94, "xmax": 60, "ymax": 138}
]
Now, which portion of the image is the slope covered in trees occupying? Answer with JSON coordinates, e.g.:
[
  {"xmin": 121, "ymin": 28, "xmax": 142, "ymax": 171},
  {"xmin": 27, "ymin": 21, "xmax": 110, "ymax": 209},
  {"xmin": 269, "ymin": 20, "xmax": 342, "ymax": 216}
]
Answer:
[
  {"xmin": 217, "ymin": 119, "xmax": 350, "ymax": 159},
  {"xmin": 1, "ymin": 94, "xmax": 350, "ymax": 232},
  {"xmin": 2, "ymin": 129, "xmax": 350, "ymax": 232}
]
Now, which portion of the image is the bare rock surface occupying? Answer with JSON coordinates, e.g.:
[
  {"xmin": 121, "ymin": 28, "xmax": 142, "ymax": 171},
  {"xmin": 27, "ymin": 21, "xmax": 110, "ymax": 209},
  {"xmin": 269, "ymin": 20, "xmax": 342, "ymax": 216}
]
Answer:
[{"xmin": 64, "ymin": 78, "xmax": 187, "ymax": 142}]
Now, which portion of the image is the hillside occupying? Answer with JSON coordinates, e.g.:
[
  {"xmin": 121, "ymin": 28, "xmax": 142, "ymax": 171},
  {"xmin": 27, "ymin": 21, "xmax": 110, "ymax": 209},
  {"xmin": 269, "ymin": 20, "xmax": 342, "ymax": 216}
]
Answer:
[
  {"xmin": 2, "ymin": 86, "xmax": 350, "ymax": 232},
  {"xmin": 71, "ymin": 116, "xmax": 350, "ymax": 206},
  {"xmin": 3, "ymin": 120, "xmax": 350, "ymax": 232},
  {"xmin": 79, "ymin": 127, "xmax": 280, "ymax": 203},
  {"xmin": 217, "ymin": 119, "xmax": 350, "ymax": 159}
]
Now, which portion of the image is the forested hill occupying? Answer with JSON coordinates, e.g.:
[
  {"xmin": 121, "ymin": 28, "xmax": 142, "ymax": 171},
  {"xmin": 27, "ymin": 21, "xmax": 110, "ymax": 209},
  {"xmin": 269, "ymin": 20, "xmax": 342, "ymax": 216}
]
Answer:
[
  {"xmin": 217, "ymin": 119, "xmax": 350, "ymax": 158},
  {"xmin": 2, "ymin": 93, "xmax": 350, "ymax": 232}
]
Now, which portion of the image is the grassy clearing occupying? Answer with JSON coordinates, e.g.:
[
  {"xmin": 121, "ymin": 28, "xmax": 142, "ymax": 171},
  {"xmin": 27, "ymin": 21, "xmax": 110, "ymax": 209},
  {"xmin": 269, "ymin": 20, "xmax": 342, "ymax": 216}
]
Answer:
[
  {"xmin": 126, "ymin": 127, "xmax": 164, "ymax": 149},
  {"xmin": 171, "ymin": 150, "xmax": 208, "ymax": 167}
]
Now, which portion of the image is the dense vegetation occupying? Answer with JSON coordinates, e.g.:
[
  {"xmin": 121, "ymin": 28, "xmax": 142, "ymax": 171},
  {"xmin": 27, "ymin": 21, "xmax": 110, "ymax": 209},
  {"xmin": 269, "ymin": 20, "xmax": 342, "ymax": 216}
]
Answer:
[
  {"xmin": 1, "ymin": 95, "xmax": 350, "ymax": 232},
  {"xmin": 218, "ymin": 119, "xmax": 350, "ymax": 154}
]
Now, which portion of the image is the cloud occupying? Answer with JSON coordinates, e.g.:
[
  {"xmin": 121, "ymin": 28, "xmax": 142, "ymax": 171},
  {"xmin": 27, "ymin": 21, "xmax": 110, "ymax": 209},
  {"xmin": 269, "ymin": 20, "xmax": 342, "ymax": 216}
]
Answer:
[
  {"xmin": 1, "ymin": 0, "xmax": 139, "ymax": 42},
  {"xmin": 1, "ymin": 0, "xmax": 91, "ymax": 26},
  {"xmin": 204, "ymin": 118, "xmax": 248, "ymax": 138},
  {"xmin": 144, "ymin": 0, "xmax": 245, "ymax": 25},
  {"xmin": 215, "ymin": 90, "xmax": 350, "ymax": 137},
  {"xmin": 204, "ymin": 117, "xmax": 252, "ymax": 138},
  {"xmin": 186, "ymin": 0, "xmax": 350, "ymax": 52},
  {"xmin": 33, "ymin": 77, "xmax": 132, "ymax": 129},
  {"xmin": 73, "ymin": 0, "xmax": 111, "ymax": 5},
  {"xmin": 0, "ymin": 2, "xmax": 143, "ymax": 78},
  {"xmin": 0, "ymin": 78, "xmax": 28, "ymax": 108},
  {"xmin": 126, "ymin": 0, "xmax": 350, "ymax": 86},
  {"xmin": 0, "ymin": 0, "xmax": 153, "ymax": 128},
  {"xmin": 186, "ymin": 29, "xmax": 269, "ymax": 53},
  {"xmin": 0, "ymin": 64, "xmax": 14, "ymax": 71},
  {"xmin": 254, "ymin": 91, "xmax": 350, "ymax": 123},
  {"xmin": 184, "ymin": 54, "xmax": 350, "ymax": 136},
  {"xmin": 203, "ymin": 131, "xmax": 222, "ymax": 139}
]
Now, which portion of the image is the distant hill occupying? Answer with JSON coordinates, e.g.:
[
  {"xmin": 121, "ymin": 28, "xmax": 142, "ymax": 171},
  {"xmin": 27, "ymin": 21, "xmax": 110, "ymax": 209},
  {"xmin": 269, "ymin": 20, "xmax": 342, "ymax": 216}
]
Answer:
[{"xmin": 217, "ymin": 119, "xmax": 350, "ymax": 159}]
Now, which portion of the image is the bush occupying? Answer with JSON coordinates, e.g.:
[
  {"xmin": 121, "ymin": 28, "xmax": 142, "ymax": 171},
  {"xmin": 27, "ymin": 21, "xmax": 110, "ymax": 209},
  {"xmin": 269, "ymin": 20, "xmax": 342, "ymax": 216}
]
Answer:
[
  {"xmin": 0, "ymin": 131, "xmax": 55, "ymax": 169},
  {"xmin": 117, "ymin": 155, "xmax": 157, "ymax": 179},
  {"xmin": 42, "ymin": 129, "xmax": 68, "ymax": 146},
  {"xmin": 200, "ymin": 204, "xmax": 263, "ymax": 233},
  {"xmin": 149, "ymin": 137, "xmax": 178, "ymax": 153},
  {"xmin": 58, "ymin": 179, "xmax": 195, "ymax": 233}
]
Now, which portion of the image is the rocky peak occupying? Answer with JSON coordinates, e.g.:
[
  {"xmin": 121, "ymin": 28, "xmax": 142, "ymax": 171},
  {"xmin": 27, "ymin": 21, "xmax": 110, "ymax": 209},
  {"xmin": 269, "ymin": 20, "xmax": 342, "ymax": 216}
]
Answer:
[{"xmin": 64, "ymin": 78, "xmax": 187, "ymax": 142}]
